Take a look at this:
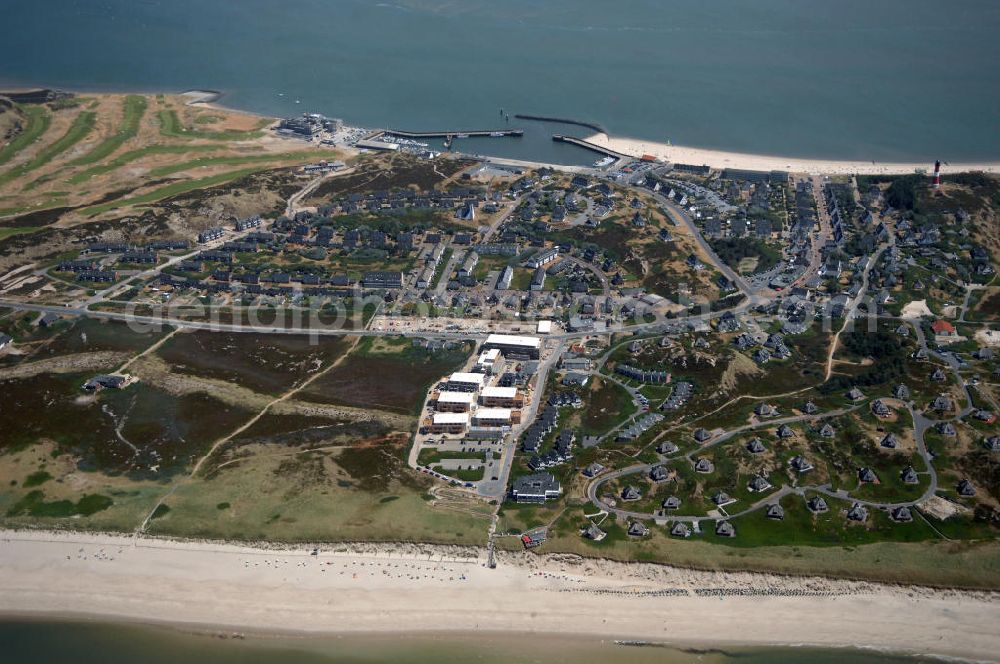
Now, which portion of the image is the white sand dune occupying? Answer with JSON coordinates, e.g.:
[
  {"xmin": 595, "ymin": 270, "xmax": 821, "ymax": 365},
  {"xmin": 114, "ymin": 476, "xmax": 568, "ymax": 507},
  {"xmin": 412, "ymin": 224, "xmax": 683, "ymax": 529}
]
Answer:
[
  {"xmin": 1, "ymin": 530, "xmax": 998, "ymax": 660},
  {"xmin": 585, "ymin": 134, "xmax": 1000, "ymax": 176}
]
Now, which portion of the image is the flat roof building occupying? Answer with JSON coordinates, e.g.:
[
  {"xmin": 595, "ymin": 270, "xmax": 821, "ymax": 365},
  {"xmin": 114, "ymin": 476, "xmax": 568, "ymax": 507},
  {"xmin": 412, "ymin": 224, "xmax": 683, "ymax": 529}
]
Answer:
[
  {"xmin": 474, "ymin": 348, "xmax": 502, "ymax": 374},
  {"xmin": 511, "ymin": 472, "xmax": 562, "ymax": 503},
  {"xmin": 428, "ymin": 412, "xmax": 469, "ymax": 434},
  {"xmin": 446, "ymin": 372, "xmax": 487, "ymax": 392},
  {"xmin": 482, "ymin": 333, "xmax": 541, "ymax": 360},
  {"xmin": 472, "ymin": 407, "xmax": 514, "ymax": 427},
  {"xmin": 435, "ymin": 391, "xmax": 474, "ymax": 412},
  {"xmin": 480, "ymin": 386, "xmax": 523, "ymax": 408}
]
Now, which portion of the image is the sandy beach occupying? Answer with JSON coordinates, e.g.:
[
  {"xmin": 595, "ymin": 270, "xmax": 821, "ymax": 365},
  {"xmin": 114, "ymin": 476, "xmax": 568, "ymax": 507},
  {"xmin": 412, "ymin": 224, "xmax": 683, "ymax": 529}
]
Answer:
[
  {"xmin": 585, "ymin": 133, "xmax": 1000, "ymax": 176},
  {"xmin": 0, "ymin": 530, "xmax": 997, "ymax": 661}
]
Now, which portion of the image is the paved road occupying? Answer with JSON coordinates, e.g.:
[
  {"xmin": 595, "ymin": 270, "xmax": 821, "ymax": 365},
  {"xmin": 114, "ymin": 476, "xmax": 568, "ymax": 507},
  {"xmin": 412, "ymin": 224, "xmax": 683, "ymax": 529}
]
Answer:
[
  {"xmin": 653, "ymin": 193, "xmax": 757, "ymax": 303},
  {"xmin": 479, "ymin": 338, "xmax": 565, "ymax": 499}
]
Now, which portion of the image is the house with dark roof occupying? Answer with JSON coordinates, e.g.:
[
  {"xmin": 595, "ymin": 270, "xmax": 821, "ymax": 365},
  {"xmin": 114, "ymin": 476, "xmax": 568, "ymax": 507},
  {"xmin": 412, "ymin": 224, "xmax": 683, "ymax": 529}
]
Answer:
[
  {"xmin": 847, "ymin": 503, "xmax": 868, "ymax": 522},
  {"xmin": 937, "ymin": 421, "xmax": 956, "ymax": 436},
  {"xmin": 776, "ymin": 424, "xmax": 795, "ymax": 439},
  {"xmin": 715, "ymin": 521, "xmax": 736, "ymax": 537},
  {"xmin": 871, "ymin": 399, "xmax": 891, "ymax": 418},
  {"xmin": 766, "ymin": 503, "xmax": 785, "ymax": 520},
  {"xmin": 712, "ymin": 491, "xmax": 735, "ymax": 507},
  {"xmin": 662, "ymin": 496, "xmax": 682, "ymax": 510},
  {"xmin": 627, "ymin": 521, "xmax": 650, "ymax": 537},
  {"xmin": 649, "ymin": 466, "xmax": 669, "ymax": 483},
  {"xmin": 819, "ymin": 423, "xmax": 836, "ymax": 438},
  {"xmin": 671, "ymin": 522, "xmax": 691, "ymax": 538},
  {"xmin": 886, "ymin": 506, "xmax": 912, "ymax": 523},
  {"xmin": 807, "ymin": 496, "xmax": 828, "ymax": 513},
  {"xmin": 880, "ymin": 433, "xmax": 899, "ymax": 449},
  {"xmin": 621, "ymin": 485, "xmax": 642, "ymax": 501},
  {"xmin": 858, "ymin": 467, "xmax": 878, "ymax": 483},
  {"xmin": 656, "ymin": 441, "xmax": 679, "ymax": 455},
  {"xmin": 957, "ymin": 479, "xmax": 976, "ymax": 497},
  {"xmin": 748, "ymin": 476, "xmax": 772, "ymax": 493},
  {"xmin": 693, "ymin": 428, "xmax": 712, "ymax": 442},
  {"xmin": 583, "ymin": 523, "xmax": 607, "ymax": 541},
  {"xmin": 694, "ymin": 458, "xmax": 714, "ymax": 474},
  {"xmin": 789, "ymin": 455, "xmax": 814, "ymax": 473},
  {"xmin": 746, "ymin": 438, "xmax": 766, "ymax": 454}
]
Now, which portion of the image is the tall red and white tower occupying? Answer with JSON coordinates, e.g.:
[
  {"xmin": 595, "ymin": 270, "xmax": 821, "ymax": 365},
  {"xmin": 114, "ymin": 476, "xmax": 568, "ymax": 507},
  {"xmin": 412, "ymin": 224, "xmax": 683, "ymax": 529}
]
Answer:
[{"xmin": 932, "ymin": 160, "xmax": 941, "ymax": 189}]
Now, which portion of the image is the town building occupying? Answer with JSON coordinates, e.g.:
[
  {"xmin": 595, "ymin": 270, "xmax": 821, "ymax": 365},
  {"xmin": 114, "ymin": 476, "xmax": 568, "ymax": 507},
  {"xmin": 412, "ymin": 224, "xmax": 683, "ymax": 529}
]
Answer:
[
  {"xmin": 511, "ymin": 472, "xmax": 562, "ymax": 503},
  {"xmin": 428, "ymin": 412, "xmax": 469, "ymax": 435},
  {"xmin": 482, "ymin": 334, "xmax": 541, "ymax": 360},
  {"xmin": 479, "ymin": 386, "xmax": 523, "ymax": 408},
  {"xmin": 434, "ymin": 391, "xmax": 474, "ymax": 413}
]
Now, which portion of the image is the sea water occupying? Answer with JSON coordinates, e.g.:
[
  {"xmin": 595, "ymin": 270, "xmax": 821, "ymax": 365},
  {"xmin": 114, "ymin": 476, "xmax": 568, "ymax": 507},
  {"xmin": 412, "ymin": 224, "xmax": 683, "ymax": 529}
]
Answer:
[
  {"xmin": 0, "ymin": 619, "xmax": 946, "ymax": 663},
  {"xmin": 1, "ymin": 0, "xmax": 998, "ymax": 164}
]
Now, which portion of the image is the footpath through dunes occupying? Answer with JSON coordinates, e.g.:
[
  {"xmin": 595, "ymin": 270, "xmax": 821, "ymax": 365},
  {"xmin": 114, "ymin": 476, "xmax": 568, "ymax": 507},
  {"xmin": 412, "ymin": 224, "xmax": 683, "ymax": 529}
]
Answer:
[{"xmin": 0, "ymin": 531, "xmax": 998, "ymax": 661}]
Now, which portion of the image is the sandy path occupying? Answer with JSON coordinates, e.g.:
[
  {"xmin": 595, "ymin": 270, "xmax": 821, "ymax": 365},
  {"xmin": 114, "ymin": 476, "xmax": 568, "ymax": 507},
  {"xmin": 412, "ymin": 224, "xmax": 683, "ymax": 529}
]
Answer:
[{"xmin": 0, "ymin": 530, "xmax": 997, "ymax": 660}]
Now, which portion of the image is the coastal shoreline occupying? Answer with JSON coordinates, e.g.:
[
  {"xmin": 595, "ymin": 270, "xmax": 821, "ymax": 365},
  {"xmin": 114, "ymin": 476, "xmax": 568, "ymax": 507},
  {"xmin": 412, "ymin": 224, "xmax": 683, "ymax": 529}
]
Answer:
[
  {"xmin": 1, "ymin": 529, "xmax": 997, "ymax": 662},
  {"xmin": 583, "ymin": 133, "xmax": 1000, "ymax": 176},
  {"xmin": 3, "ymin": 81, "xmax": 998, "ymax": 174}
]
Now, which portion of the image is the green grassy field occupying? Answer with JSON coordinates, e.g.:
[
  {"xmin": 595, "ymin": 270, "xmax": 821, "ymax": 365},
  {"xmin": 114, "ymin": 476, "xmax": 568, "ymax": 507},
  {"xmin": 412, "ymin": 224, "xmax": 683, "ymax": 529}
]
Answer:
[
  {"xmin": 540, "ymin": 505, "xmax": 1000, "ymax": 589},
  {"xmin": 158, "ymin": 109, "xmax": 268, "ymax": 141},
  {"xmin": 0, "ymin": 227, "xmax": 36, "ymax": 241},
  {"xmin": 67, "ymin": 95, "xmax": 147, "ymax": 166},
  {"xmin": 0, "ymin": 106, "xmax": 51, "ymax": 166},
  {"xmin": 0, "ymin": 110, "xmax": 97, "ymax": 186}
]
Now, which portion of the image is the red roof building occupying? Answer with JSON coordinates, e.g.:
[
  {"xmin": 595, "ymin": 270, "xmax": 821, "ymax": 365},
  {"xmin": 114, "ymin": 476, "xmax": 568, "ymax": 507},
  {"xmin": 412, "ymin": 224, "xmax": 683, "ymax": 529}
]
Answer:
[{"xmin": 930, "ymin": 320, "xmax": 956, "ymax": 336}]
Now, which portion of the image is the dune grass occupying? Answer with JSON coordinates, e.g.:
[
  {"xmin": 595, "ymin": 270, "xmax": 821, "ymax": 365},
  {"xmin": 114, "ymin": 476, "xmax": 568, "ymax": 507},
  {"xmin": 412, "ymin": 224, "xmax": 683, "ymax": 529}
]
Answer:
[
  {"xmin": 79, "ymin": 166, "xmax": 270, "ymax": 216},
  {"xmin": 0, "ymin": 106, "xmax": 51, "ymax": 166},
  {"xmin": 157, "ymin": 109, "xmax": 268, "ymax": 141},
  {"xmin": 65, "ymin": 143, "xmax": 227, "ymax": 184},
  {"xmin": 147, "ymin": 150, "xmax": 329, "ymax": 177},
  {"xmin": 67, "ymin": 95, "xmax": 147, "ymax": 166}
]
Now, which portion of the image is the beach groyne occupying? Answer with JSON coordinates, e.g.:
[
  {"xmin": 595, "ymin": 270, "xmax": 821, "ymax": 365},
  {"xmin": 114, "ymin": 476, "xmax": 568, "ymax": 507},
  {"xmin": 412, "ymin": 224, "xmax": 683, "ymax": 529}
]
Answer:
[{"xmin": 515, "ymin": 114, "xmax": 607, "ymax": 135}]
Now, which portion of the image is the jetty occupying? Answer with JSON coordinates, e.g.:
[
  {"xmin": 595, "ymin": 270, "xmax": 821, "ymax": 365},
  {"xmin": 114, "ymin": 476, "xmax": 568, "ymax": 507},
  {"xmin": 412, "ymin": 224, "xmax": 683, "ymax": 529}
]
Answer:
[
  {"xmin": 552, "ymin": 134, "xmax": 630, "ymax": 161},
  {"xmin": 376, "ymin": 128, "xmax": 524, "ymax": 139}
]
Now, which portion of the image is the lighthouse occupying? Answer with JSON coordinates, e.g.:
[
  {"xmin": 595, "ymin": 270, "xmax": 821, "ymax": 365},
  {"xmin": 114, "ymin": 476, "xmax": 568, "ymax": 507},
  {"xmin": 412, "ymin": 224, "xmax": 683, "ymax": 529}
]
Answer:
[{"xmin": 932, "ymin": 160, "xmax": 941, "ymax": 190}]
